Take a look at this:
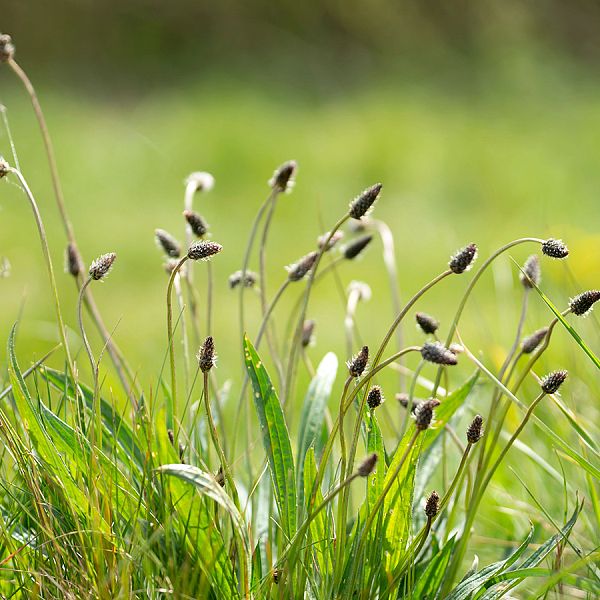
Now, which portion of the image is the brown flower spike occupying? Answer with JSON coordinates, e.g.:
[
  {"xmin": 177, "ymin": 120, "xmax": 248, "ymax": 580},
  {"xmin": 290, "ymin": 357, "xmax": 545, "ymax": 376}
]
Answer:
[
  {"xmin": 347, "ymin": 346, "xmax": 369, "ymax": 378},
  {"xmin": 187, "ymin": 240, "xmax": 223, "ymax": 261},
  {"xmin": 89, "ymin": 253, "xmax": 116, "ymax": 281}
]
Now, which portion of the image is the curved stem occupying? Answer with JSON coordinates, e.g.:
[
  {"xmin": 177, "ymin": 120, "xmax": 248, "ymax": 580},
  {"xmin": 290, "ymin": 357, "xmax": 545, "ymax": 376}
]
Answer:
[
  {"xmin": 166, "ymin": 256, "xmax": 189, "ymax": 436},
  {"xmin": 8, "ymin": 167, "xmax": 75, "ymax": 382},
  {"xmin": 77, "ymin": 278, "xmax": 95, "ymax": 374}
]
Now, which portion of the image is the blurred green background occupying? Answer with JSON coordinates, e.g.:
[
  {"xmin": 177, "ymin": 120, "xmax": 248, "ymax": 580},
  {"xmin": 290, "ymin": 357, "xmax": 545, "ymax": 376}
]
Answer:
[{"xmin": 1, "ymin": 0, "xmax": 599, "ymax": 568}]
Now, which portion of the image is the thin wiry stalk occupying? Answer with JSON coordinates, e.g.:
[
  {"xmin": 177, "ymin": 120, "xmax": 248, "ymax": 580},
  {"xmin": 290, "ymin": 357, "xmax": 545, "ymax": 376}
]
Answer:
[
  {"xmin": 174, "ymin": 274, "xmax": 191, "ymax": 395},
  {"xmin": 7, "ymin": 57, "xmax": 137, "ymax": 405},
  {"xmin": 7, "ymin": 167, "xmax": 75, "ymax": 383},
  {"xmin": 166, "ymin": 256, "xmax": 189, "ymax": 437},
  {"xmin": 183, "ymin": 181, "xmax": 201, "ymax": 343}
]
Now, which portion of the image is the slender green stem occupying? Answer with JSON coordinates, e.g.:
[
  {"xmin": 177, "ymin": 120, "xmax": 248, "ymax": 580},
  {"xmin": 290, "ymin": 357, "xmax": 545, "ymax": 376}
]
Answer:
[
  {"xmin": 77, "ymin": 278, "xmax": 95, "ymax": 374},
  {"xmin": 8, "ymin": 167, "xmax": 76, "ymax": 382},
  {"xmin": 166, "ymin": 256, "xmax": 189, "ymax": 437}
]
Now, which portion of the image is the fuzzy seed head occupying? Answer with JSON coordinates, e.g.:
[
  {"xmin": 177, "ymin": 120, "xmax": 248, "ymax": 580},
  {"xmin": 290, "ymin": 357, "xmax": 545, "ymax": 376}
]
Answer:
[
  {"xmin": 348, "ymin": 183, "xmax": 382, "ymax": 220},
  {"xmin": 347, "ymin": 345, "xmax": 369, "ymax": 378},
  {"xmin": 521, "ymin": 327, "xmax": 548, "ymax": 354},
  {"xmin": 542, "ymin": 238, "xmax": 569, "ymax": 259},
  {"xmin": 155, "ymin": 229, "xmax": 181, "ymax": 258},
  {"xmin": 197, "ymin": 336, "xmax": 216, "ymax": 373},
  {"xmin": 269, "ymin": 160, "xmax": 297, "ymax": 193},
  {"xmin": 569, "ymin": 290, "xmax": 600, "ymax": 317},
  {"xmin": 520, "ymin": 255, "xmax": 541, "ymax": 289},
  {"xmin": 466, "ymin": 414, "xmax": 484, "ymax": 444},
  {"xmin": 425, "ymin": 490, "xmax": 440, "ymax": 519},
  {"xmin": 0, "ymin": 34, "xmax": 15, "ymax": 62},
  {"xmin": 421, "ymin": 342, "xmax": 458, "ymax": 366},
  {"xmin": 228, "ymin": 269, "xmax": 258, "ymax": 289},
  {"xmin": 415, "ymin": 399, "xmax": 440, "ymax": 431},
  {"xmin": 286, "ymin": 251, "xmax": 318, "ymax": 281},
  {"xmin": 89, "ymin": 252, "xmax": 116, "ymax": 281},
  {"xmin": 65, "ymin": 243, "xmax": 83, "ymax": 278},
  {"xmin": 541, "ymin": 370, "xmax": 568, "ymax": 395},
  {"xmin": 187, "ymin": 240, "xmax": 222, "ymax": 261},
  {"xmin": 318, "ymin": 230, "xmax": 344, "ymax": 251},
  {"xmin": 183, "ymin": 210, "xmax": 209, "ymax": 238},
  {"xmin": 367, "ymin": 386, "xmax": 384, "ymax": 410},
  {"xmin": 449, "ymin": 243, "xmax": 478, "ymax": 274},
  {"xmin": 416, "ymin": 312, "xmax": 439, "ymax": 335},
  {"xmin": 185, "ymin": 171, "xmax": 215, "ymax": 193},
  {"xmin": 343, "ymin": 234, "xmax": 373, "ymax": 260},
  {"xmin": 357, "ymin": 452, "xmax": 378, "ymax": 477},
  {"xmin": 396, "ymin": 393, "xmax": 422, "ymax": 414},
  {"xmin": 0, "ymin": 157, "xmax": 9, "ymax": 178},
  {"xmin": 301, "ymin": 319, "xmax": 316, "ymax": 347}
]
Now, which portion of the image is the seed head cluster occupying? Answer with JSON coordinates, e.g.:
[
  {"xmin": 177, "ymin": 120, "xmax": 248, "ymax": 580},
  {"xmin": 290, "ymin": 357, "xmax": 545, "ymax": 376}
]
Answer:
[
  {"xmin": 187, "ymin": 240, "xmax": 223, "ymax": 261},
  {"xmin": 183, "ymin": 210, "xmax": 209, "ymax": 238},
  {"xmin": 569, "ymin": 290, "xmax": 600, "ymax": 317},
  {"xmin": 520, "ymin": 255, "xmax": 541, "ymax": 289},
  {"xmin": 541, "ymin": 238, "xmax": 569, "ymax": 259},
  {"xmin": 343, "ymin": 235, "xmax": 373, "ymax": 260},
  {"xmin": 449, "ymin": 243, "xmax": 478, "ymax": 274},
  {"xmin": 416, "ymin": 312, "xmax": 439, "ymax": 335},
  {"xmin": 367, "ymin": 386, "xmax": 384, "ymax": 410},
  {"xmin": 286, "ymin": 251, "xmax": 318, "ymax": 281},
  {"xmin": 348, "ymin": 183, "xmax": 382, "ymax": 220},
  {"xmin": 347, "ymin": 345, "xmax": 369, "ymax": 378},
  {"xmin": 421, "ymin": 342, "xmax": 458, "ymax": 366},
  {"xmin": 415, "ymin": 399, "xmax": 440, "ymax": 431},
  {"xmin": 540, "ymin": 370, "xmax": 568, "ymax": 395},
  {"xmin": 228, "ymin": 269, "xmax": 258, "ymax": 289},
  {"xmin": 0, "ymin": 34, "xmax": 15, "ymax": 62},
  {"xmin": 155, "ymin": 229, "xmax": 181, "ymax": 258},
  {"xmin": 197, "ymin": 336, "xmax": 216, "ymax": 373},
  {"xmin": 357, "ymin": 453, "xmax": 378, "ymax": 477},
  {"xmin": 425, "ymin": 490, "xmax": 440, "ymax": 519},
  {"xmin": 466, "ymin": 415, "xmax": 483, "ymax": 445},
  {"xmin": 89, "ymin": 252, "xmax": 116, "ymax": 281},
  {"xmin": 521, "ymin": 327, "xmax": 548, "ymax": 354},
  {"xmin": 65, "ymin": 243, "xmax": 83, "ymax": 278},
  {"xmin": 269, "ymin": 160, "xmax": 297, "ymax": 193}
]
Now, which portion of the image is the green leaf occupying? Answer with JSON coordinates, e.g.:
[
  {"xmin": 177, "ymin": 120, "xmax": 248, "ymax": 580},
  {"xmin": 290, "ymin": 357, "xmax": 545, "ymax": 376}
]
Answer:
[
  {"xmin": 244, "ymin": 335, "xmax": 297, "ymax": 538},
  {"xmin": 410, "ymin": 536, "xmax": 456, "ymax": 598},
  {"xmin": 296, "ymin": 352, "xmax": 337, "ymax": 513}
]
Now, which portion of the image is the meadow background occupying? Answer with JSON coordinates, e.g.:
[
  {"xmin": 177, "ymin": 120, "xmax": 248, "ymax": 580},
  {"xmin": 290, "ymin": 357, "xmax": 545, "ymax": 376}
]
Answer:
[{"xmin": 1, "ymin": 0, "xmax": 599, "ymax": 587}]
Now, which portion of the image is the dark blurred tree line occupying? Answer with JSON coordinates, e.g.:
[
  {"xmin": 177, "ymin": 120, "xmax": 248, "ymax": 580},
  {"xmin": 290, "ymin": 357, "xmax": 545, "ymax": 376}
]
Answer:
[{"xmin": 3, "ymin": 0, "xmax": 600, "ymax": 88}]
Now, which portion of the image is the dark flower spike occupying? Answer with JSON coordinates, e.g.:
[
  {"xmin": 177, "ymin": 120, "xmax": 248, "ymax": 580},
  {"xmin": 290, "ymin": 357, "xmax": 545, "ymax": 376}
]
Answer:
[
  {"xmin": 0, "ymin": 34, "xmax": 15, "ymax": 62},
  {"xmin": 65, "ymin": 243, "xmax": 83, "ymax": 278},
  {"xmin": 318, "ymin": 230, "xmax": 344, "ymax": 251},
  {"xmin": 366, "ymin": 386, "xmax": 384, "ymax": 410},
  {"xmin": 541, "ymin": 238, "xmax": 569, "ymax": 259},
  {"xmin": 215, "ymin": 466, "xmax": 225, "ymax": 487},
  {"xmin": 541, "ymin": 370, "xmax": 568, "ymax": 395},
  {"xmin": 269, "ymin": 160, "xmax": 297, "ymax": 193},
  {"xmin": 357, "ymin": 453, "xmax": 378, "ymax": 477},
  {"xmin": 343, "ymin": 234, "xmax": 373, "ymax": 260},
  {"xmin": 421, "ymin": 341, "xmax": 458, "ymax": 366},
  {"xmin": 286, "ymin": 251, "xmax": 318, "ymax": 281},
  {"xmin": 347, "ymin": 345, "xmax": 369, "ymax": 378},
  {"xmin": 301, "ymin": 320, "xmax": 316, "ymax": 347},
  {"xmin": 425, "ymin": 490, "xmax": 440, "ymax": 519},
  {"xmin": 416, "ymin": 312, "xmax": 439, "ymax": 335},
  {"xmin": 187, "ymin": 240, "xmax": 222, "ymax": 261},
  {"xmin": 415, "ymin": 399, "xmax": 440, "ymax": 431},
  {"xmin": 155, "ymin": 229, "xmax": 181, "ymax": 258},
  {"xmin": 569, "ymin": 290, "xmax": 600, "ymax": 317},
  {"xmin": 396, "ymin": 393, "xmax": 422, "ymax": 414},
  {"xmin": 520, "ymin": 255, "xmax": 541, "ymax": 289},
  {"xmin": 228, "ymin": 269, "xmax": 258, "ymax": 289},
  {"xmin": 521, "ymin": 327, "xmax": 548, "ymax": 354},
  {"xmin": 89, "ymin": 252, "xmax": 116, "ymax": 281},
  {"xmin": 183, "ymin": 210, "xmax": 209, "ymax": 238},
  {"xmin": 466, "ymin": 414, "xmax": 483, "ymax": 444},
  {"xmin": 449, "ymin": 243, "xmax": 478, "ymax": 274},
  {"xmin": 197, "ymin": 336, "xmax": 216, "ymax": 373},
  {"xmin": 349, "ymin": 183, "xmax": 382, "ymax": 220}
]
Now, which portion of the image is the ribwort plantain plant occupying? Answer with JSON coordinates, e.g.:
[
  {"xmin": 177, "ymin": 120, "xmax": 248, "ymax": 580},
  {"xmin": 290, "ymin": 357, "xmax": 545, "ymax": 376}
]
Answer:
[{"xmin": 0, "ymin": 31, "xmax": 599, "ymax": 600}]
